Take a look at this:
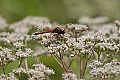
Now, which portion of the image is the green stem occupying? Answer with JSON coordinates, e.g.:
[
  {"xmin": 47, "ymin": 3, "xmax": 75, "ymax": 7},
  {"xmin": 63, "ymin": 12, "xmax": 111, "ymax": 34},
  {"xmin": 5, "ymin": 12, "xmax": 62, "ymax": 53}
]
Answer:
[
  {"xmin": 68, "ymin": 53, "xmax": 77, "ymax": 68},
  {"xmin": 2, "ymin": 66, "xmax": 5, "ymax": 75},
  {"xmin": 24, "ymin": 58, "xmax": 28, "ymax": 71},
  {"xmin": 52, "ymin": 55, "xmax": 62, "ymax": 67},
  {"xmin": 18, "ymin": 59, "xmax": 24, "ymax": 68},
  {"xmin": 53, "ymin": 55, "xmax": 68, "ymax": 72},
  {"xmin": 79, "ymin": 55, "xmax": 83, "ymax": 79},
  {"xmin": 35, "ymin": 56, "xmax": 40, "ymax": 63},
  {"xmin": 68, "ymin": 57, "xmax": 74, "ymax": 68},
  {"xmin": 59, "ymin": 56, "xmax": 69, "ymax": 72},
  {"xmin": 24, "ymin": 58, "xmax": 31, "ymax": 78},
  {"xmin": 82, "ymin": 59, "xmax": 88, "ymax": 78}
]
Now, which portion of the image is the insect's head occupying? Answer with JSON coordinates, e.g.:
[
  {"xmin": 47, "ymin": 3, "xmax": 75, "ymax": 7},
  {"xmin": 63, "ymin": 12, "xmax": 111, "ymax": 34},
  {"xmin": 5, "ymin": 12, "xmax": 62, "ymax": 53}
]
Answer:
[{"xmin": 61, "ymin": 29, "xmax": 65, "ymax": 34}]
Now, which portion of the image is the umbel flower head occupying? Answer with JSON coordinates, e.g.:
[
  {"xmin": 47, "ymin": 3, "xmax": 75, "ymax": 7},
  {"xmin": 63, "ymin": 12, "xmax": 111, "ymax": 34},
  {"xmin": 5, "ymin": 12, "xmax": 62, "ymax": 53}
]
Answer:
[
  {"xmin": 0, "ymin": 47, "xmax": 16, "ymax": 65},
  {"xmin": 9, "ymin": 16, "xmax": 50, "ymax": 34},
  {"xmin": 12, "ymin": 63, "xmax": 55, "ymax": 80},
  {"xmin": 62, "ymin": 72, "xmax": 78, "ymax": 80},
  {"xmin": 89, "ymin": 60, "xmax": 120, "ymax": 78},
  {"xmin": 0, "ymin": 74, "xmax": 8, "ymax": 80},
  {"xmin": 0, "ymin": 32, "xmax": 30, "ymax": 44},
  {"xmin": 16, "ymin": 48, "xmax": 33, "ymax": 58}
]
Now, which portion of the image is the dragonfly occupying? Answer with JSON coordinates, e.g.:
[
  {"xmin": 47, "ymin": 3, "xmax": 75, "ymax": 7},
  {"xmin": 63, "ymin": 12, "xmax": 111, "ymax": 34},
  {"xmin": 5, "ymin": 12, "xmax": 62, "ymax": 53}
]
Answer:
[
  {"xmin": 34, "ymin": 27, "xmax": 65, "ymax": 35},
  {"xmin": 33, "ymin": 24, "xmax": 87, "ymax": 35}
]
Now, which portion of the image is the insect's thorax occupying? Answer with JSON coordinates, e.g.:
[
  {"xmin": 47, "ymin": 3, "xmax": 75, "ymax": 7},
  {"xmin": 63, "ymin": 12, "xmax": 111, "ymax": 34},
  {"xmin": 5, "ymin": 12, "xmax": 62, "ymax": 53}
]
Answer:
[{"xmin": 52, "ymin": 27, "xmax": 65, "ymax": 34}]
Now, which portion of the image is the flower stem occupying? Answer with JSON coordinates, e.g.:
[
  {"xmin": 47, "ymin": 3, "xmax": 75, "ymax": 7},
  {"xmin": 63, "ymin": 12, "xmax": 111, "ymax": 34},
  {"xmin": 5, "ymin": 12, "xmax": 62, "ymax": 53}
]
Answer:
[
  {"xmin": 2, "ymin": 66, "xmax": 5, "ymax": 75},
  {"xmin": 24, "ymin": 58, "xmax": 31, "ymax": 78},
  {"xmin": 82, "ymin": 59, "xmax": 88, "ymax": 78},
  {"xmin": 52, "ymin": 55, "xmax": 62, "ymax": 67},
  {"xmin": 68, "ymin": 53, "xmax": 77, "ymax": 68},
  {"xmin": 18, "ymin": 59, "xmax": 24, "ymax": 68},
  {"xmin": 24, "ymin": 58, "xmax": 28, "ymax": 71},
  {"xmin": 79, "ymin": 55, "xmax": 83, "ymax": 79}
]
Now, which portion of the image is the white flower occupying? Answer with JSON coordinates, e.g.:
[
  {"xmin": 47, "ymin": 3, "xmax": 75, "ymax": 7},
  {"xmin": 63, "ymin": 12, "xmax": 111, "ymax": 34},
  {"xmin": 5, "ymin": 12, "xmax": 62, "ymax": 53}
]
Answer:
[
  {"xmin": 62, "ymin": 72, "xmax": 78, "ymax": 80},
  {"xmin": 13, "ymin": 67, "xmax": 26, "ymax": 74},
  {"xmin": 78, "ymin": 16, "xmax": 109, "ymax": 25},
  {"xmin": 9, "ymin": 20, "xmax": 29, "ymax": 34},
  {"xmin": 97, "ymin": 23, "xmax": 116, "ymax": 35},
  {"xmin": 33, "ymin": 64, "xmax": 55, "ymax": 75},
  {"xmin": 8, "ymin": 72, "xmax": 17, "ymax": 80},
  {"xmin": 34, "ymin": 23, "xmax": 52, "ymax": 30},
  {"xmin": 104, "ymin": 60, "xmax": 120, "ymax": 75},
  {"xmin": 16, "ymin": 48, "xmax": 33, "ymax": 58},
  {"xmin": 28, "ymin": 63, "xmax": 55, "ymax": 80},
  {"xmin": 24, "ymin": 16, "xmax": 50, "ymax": 25},
  {"xmin": 0, "ymin": 74, "xmax": 8, "ymax": 80},
  {"xmin": 0, "ymin": 47, "xmax": 16, "ymax": 65},
  {"xmin": 9, "ymin": 16, "xmax": 50, "ymax": 33},
  {"xmin": 0, "ymin": 16, "xmax": 8, "ymax": 29},
  {"xmin": 28, "ymin": 69, "xmax": 45, "ymax": 80},
  {"xmin": 13, "ymin": 42, "xmax": 25, "ymax": 48},
  {"xmin": 0, "ymin": 32, "xmax": 30, "ymax": 43},
  {"xmin": 48, "ymin": 43, "xmax": 69, "ymax": 55},
  {"xmin": 66, "ymin": 24, "xmax": 88, "ymax": 32},
  {"xmin": 89, "ymin": 60, "xmax": 120, "ymax": 78},
  {"xmin": 89, "ymin": 60, "xmax": 103, "ymax": 69}
]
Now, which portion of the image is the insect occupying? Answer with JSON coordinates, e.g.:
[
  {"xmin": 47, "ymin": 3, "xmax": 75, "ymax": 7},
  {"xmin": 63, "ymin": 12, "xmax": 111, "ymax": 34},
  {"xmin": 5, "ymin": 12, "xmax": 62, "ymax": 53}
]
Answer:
[
  {"xmin": 34, "ymin": 24, "xmax": 87, "ymax": 36},
  {"xmin": 34, "ymin": 27, "xmax": 65, "ymax": 35}
]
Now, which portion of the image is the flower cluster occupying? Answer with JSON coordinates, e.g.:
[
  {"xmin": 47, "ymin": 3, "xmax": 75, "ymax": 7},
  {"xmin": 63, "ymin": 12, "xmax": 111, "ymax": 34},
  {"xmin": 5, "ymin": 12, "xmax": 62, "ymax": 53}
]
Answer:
[
  {"xmin": 66, "ymin": 24, "xmax": 88, "ymax": 32},
  {"xmin": 78, "ymin": 16, "xmax": 110, "ymax": 25},
  {"xmin": 16, "ymin": 48, "xmax": 33, "ymax": 58},
  {"xmin": 12, "ymin": 63, "xmax": 54, "ymax": 80},
  {"xmin": 89, "ymin": 60, "xmax": 120, "ymax": 79},
  {"xmin": 0, "ymin": 32, "xmax": 30, "ymax": 45},
  {"xmin": 9, "ymin": 16, "xmax": 50, "ymax": 34},
  {"xmin": 0, "ymin": 47, "xmax": 16, "ymax": 66},
  {"xmin": 13, "ymin": 67, "xmax": 27, "ymax": 74},
  {"xmin": 0, "ymin": 15, "xmax": 120, "ymax": 80},
  {"xmin": 0, "ymin": 73, "xmax": 17, "ymax": 80},
  {"xmin": 0, "ymin": 74, "xmax": 8, "ymax": 80},
  {"xmin": 0, "ymin": 16, "xmax": 55, "ymax": 80},
  {"xmin": 62, "ymin": 72, "xmax": 78, "ymax": 80}
]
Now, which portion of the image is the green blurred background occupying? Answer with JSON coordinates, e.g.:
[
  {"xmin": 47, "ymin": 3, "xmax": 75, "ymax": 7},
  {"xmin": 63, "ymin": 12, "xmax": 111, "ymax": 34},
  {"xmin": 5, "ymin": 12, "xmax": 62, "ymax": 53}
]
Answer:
[{"xmin": 0, "ymin": 0, "xmax": 120, "ymax": 23}]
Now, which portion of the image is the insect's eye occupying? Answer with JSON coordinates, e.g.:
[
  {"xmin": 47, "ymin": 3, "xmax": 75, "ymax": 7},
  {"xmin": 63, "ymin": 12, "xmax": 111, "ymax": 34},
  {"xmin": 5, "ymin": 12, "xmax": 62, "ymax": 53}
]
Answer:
[
  {"xmin": 62, "ymin": 29, "xmax": 65, "ymax": 31},
  {"xmin": 62, "ymin": 29, "xmax": 65, "ymax": 34}
]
